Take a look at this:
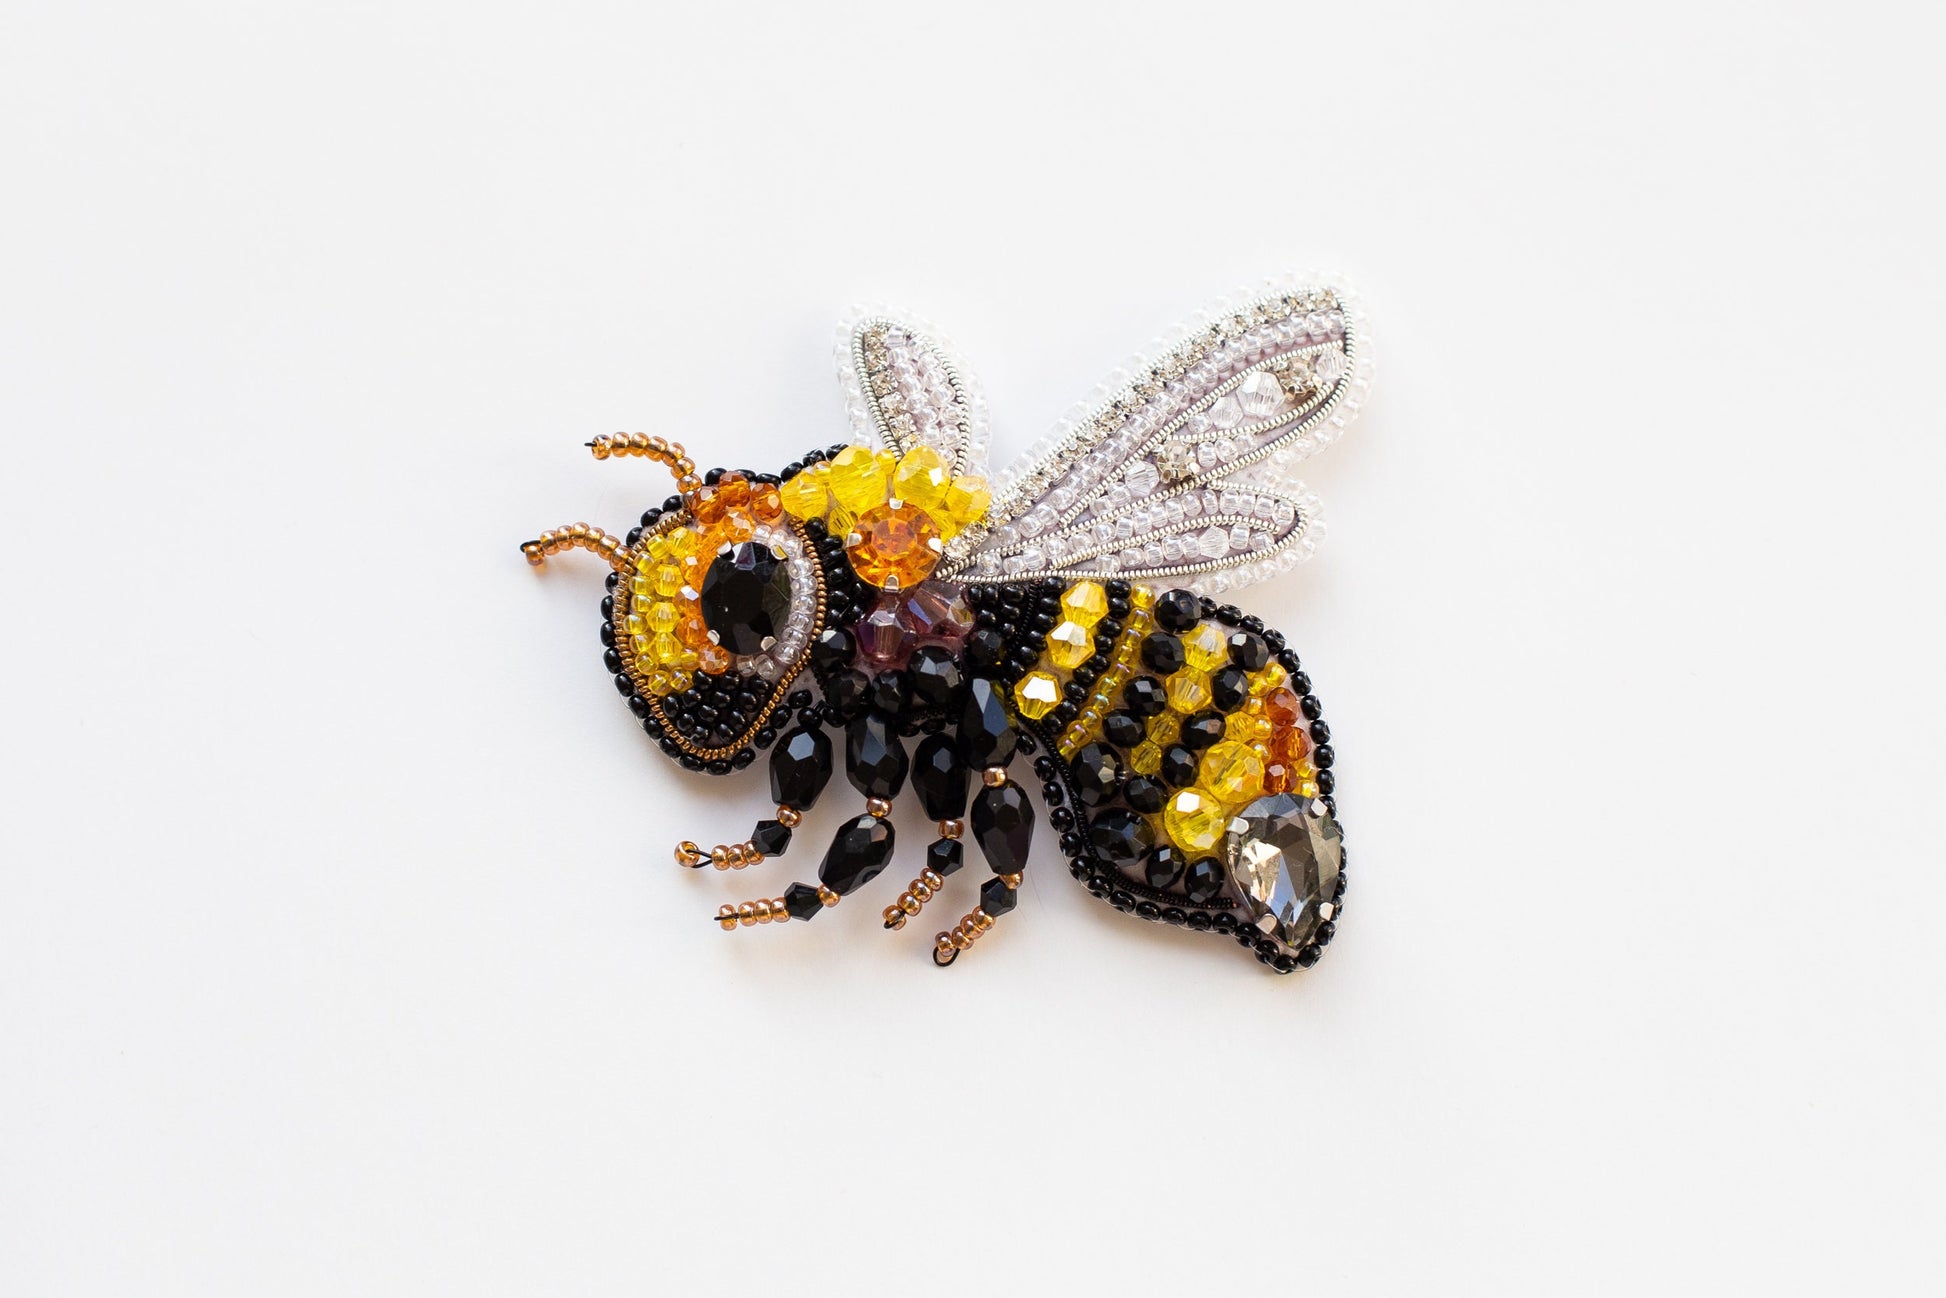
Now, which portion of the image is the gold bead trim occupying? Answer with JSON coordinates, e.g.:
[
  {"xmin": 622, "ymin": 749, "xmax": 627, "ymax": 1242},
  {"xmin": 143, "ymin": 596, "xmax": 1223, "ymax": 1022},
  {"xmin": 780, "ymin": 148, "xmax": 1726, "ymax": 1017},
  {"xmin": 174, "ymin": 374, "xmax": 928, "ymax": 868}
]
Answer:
[
  {"xmin": 521, "ymin": 522, "xmax": 628, "ymax": 569},
  {"xmin": 882, "ymin": 867, "xmax": 947, "ymax": 931}
]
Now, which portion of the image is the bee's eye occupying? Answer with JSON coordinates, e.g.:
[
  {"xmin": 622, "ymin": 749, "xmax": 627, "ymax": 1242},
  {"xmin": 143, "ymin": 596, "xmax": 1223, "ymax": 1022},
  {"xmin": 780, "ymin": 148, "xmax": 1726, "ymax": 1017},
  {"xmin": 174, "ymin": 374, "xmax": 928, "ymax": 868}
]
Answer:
[{"xmin": 615, "ymin": 472, "xmax": 825, "ymax": 764}]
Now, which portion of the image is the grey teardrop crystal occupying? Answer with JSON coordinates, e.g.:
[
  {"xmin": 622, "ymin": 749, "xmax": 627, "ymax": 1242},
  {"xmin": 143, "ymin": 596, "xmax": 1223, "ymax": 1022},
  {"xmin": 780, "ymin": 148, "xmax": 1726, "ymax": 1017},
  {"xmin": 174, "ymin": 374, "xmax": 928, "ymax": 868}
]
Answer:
[
  {"xmin": 1225, "ymin": 793, "xmax": 1342, "ymax": 950},
  {"xmin": 817, "ymin": 814, "xmax": 896, "ymax": 895},
  {"xmin": 970, "ymin": 779, "xmax": 1035, "ymax": 875}
]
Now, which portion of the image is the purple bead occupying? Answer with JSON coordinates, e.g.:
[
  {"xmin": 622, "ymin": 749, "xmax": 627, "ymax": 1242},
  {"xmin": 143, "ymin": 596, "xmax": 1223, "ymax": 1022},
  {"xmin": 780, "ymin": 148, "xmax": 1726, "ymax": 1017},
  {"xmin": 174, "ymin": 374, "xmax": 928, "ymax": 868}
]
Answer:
[
  {"xmin": 854, "ymin": 593, "xmax": 915, "ymax": 668},
  {"xmin": 898, "ymin": 581, "xmax": 972, "ymax": 645}
]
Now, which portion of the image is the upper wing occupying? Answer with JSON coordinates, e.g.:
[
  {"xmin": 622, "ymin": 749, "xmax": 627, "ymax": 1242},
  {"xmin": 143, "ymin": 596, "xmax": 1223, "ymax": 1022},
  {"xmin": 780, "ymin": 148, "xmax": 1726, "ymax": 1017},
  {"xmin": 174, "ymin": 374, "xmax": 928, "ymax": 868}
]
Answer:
[
  {"xmin": 836, "ymin": 309, "xmax": 990, "ymax": 479},
  {"xmin": 939, "ymin": 279, "xmax": 1372, "ymax": 595}
]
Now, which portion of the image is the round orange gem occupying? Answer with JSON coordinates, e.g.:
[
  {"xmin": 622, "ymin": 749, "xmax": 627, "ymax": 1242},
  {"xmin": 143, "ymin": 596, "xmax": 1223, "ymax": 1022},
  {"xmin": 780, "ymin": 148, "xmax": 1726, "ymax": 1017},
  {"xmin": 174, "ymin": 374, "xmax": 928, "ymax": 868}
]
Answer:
[
  {"xmin": 1263, "ymin": 686, "xmax": 1302, "ymax": 727},
  {"xmin": 846, "ymin": 503, "xmax": 942, "ymax": 590},
  {"xmin": 697, "ymin": 642, "xmax": 732, "ymax": 675},
  {"xmin": 690, "ymin": 486, "xmax": 725, "ymax": 525},
  {"xmin": 716, "ymin": 472, "xmax": 751, "ymax": 509},
  {"xmin": 752, "ymin": 486, "xmax": 783, "ymax": 522}
]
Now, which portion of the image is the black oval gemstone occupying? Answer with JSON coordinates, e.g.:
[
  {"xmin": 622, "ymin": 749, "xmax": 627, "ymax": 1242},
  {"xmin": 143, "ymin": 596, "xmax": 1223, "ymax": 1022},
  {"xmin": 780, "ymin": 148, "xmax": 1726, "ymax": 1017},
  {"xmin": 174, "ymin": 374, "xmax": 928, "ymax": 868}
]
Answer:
[
  {"xmin": 1122, "ymin": 775, "xmax": 1167, "ymax": 814},
  {"xmin": 971, "ymin": 779, "xmax": 1036, "ymax": 875},
  {"xmin": 1184, "ymin": 856, "xmax": 1226, "ymax": 905},
  {"xmin": 912, "ymin": 732, "xmax": 969, "ymax": 821},
  {"xmin": 908, "ymin": 645, "xmax": 965, "ymax": 709},
  {"xmin": 1144, "ymin": 845, "xmax": 1186, "ymax": 889},
  {"xmin": 1102, "ymin": 710, "xmax": 1146, "ymax": 750},
  {"xmin": 845, "ymin": 713, "xmax": 909, "ymax": 799},
  {"xmin": 958, "ymin": 677, "xmax": 1018, "ymax": 769},
  {"xmin": 1089, "ymin": 808, "xmax": 1155, "ymax": 864},
  {"xmin": 699, "ymin": 541, "xmax": 792, "ymax": 656},
  {"xmin": 769, "ymin": 726, "xmax": 833, "ymax": 809},
  {"xmin": 1123, "ymin": 677, "xmax": 1167, "ymax": 718},
  {"xmin": 1160, "ymin": 744, "xmax": 1199, "ymax": 788},
  {"xmin": 1154, "ymin": 588, "xmax": 1201, "ymax": 632},
  {"xmin": 1068, "ymin": 743, "xmax": 1123, "ymax": 808},
  {"xmin": 817, "ymin": 814, "xmax": 896, "ymax": 895},
  {"xmin": 1140, "ymin": 632, "xmax": 1185, "ymax": 673},
  {"xmin": 1180, "ymin": 713, "xmax": 1226, "ymax": 750},
  {"xmin": 1209, "ymin": 666, "xmax": 1251, "ymax": 713}
]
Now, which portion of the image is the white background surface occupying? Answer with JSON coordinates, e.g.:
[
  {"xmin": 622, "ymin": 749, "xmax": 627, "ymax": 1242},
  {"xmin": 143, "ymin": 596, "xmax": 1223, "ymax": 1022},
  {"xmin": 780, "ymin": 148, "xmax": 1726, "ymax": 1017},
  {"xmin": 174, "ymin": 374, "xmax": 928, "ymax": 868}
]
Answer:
[{"xmin": 2, "ymin": 2, "xmax": 1941, "ymax": 1293}]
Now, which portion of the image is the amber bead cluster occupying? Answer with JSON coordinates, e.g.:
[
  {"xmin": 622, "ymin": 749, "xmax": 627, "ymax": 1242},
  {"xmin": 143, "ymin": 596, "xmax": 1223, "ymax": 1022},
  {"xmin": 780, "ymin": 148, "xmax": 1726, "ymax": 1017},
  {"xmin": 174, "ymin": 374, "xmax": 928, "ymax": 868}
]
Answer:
[{"xmin": 780, "ymin": 445, "xmax": 991, "ymax": 591}]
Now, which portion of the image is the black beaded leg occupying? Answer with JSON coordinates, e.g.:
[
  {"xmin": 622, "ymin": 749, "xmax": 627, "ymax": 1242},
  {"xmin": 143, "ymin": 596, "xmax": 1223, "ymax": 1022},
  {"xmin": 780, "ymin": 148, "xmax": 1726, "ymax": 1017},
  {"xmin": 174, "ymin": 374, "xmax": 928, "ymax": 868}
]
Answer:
[
  {"xmin": 674, "ymin": 805, "xmax": 803, "ymax": 870},
  {"xmin": 933, "ymin": 693, "xmax": 1034, "ymax": 966}
]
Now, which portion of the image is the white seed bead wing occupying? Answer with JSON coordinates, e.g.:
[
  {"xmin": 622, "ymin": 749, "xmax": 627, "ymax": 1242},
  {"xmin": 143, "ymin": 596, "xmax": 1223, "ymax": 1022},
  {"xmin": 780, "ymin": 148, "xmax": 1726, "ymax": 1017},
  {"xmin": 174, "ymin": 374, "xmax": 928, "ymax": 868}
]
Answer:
[
  {"xmin": 940, "ymin": 278, "xmax": 1373, "ymax": 595},
  {"xmin": 836, "ymin": 310, "xmax": 990, "ymax": 480}
]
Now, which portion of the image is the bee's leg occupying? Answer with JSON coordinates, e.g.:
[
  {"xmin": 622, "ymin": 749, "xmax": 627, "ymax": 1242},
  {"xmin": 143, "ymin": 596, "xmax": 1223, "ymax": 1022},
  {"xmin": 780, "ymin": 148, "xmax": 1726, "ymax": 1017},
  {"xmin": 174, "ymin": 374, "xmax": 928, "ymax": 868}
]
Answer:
[
  {"xmin": 713, "ymin": 801, "xmax": 895, "ymax": 930},
  {"xmin": 673, "ymin": 805, "xmax": 804, "ymax": 871},
  {"xmin": 882, "ymin": 820, "xmax": 965, "ymax": 930},
  {"xmin": 519, "ymin": 522, "xmax": 629, "ymax": 569},
  {"xmin": 929, "ymin": 762, "xmax": 1032, "ymax": 967}
]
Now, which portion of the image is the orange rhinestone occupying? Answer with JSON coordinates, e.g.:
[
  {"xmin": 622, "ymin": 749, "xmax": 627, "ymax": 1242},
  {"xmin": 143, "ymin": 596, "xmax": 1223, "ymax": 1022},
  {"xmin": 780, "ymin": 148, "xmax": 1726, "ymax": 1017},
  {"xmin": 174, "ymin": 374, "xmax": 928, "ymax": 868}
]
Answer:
[{"xmin": 846, "ymin": 503, "xmax": 942, "ymax": 590}]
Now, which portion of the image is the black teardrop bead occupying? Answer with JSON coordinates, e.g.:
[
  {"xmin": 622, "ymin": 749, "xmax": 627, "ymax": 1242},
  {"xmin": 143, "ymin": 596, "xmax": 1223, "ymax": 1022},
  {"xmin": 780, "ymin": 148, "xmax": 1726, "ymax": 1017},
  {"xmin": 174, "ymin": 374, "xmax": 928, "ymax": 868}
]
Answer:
[
  {"xmin": 817, "ymin": 814, "xmax": 896, "ymax": 895},
  {"xmin": 845, "ymin": 713, "xmax": 909, "ymax": 799},
  {"xmin": 907, "ymin": 645, "xmax": 965, "ymax": 709},
  {"xmin": 911, "ymin": 732, "xmax": 969, "ymax": 821},
  {"xmin": 769, "ymin": 726, "xmax": 833, "ymax": 809},
  {"xmin": 958, "ymin": 677, "xmax": 1018, "ymax": 769},
  {"xmin": 971, "ymin": 779, "xmax": 1035, "ymax": 875}
]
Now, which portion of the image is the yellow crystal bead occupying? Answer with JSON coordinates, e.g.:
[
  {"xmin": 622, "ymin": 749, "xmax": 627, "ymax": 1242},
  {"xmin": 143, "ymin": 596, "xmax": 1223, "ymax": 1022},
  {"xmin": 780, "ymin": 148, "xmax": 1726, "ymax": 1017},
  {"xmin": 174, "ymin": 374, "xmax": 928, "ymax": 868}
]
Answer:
[
  {"xmin": 1163, "ymin": 787, "xmax": 1229, "ymax": 854},
  {"xmin": 1130, "ymin": 586, "xmax": 1155, "ymax": 610},
  {"xmin": 1200, "ymin": 741, "xmax": 1266, "ymax": 805},
  {"xmin": 1130, "ymin": 740, "xmax": 1162, "ymax": 776},
  {"xmin": 630, "ymin": 576, "xmax": 654, "ymax": 600},
  {"xmin": 625, "ymin": 613, "xmax": 647, "ymax": 637},
  {"xmin": 1250, "ymin": 663, "xmax": 1288, "ymax": 697},
  {"xmin": 827, "ymin": 503, "xmax": 856, "ymax": 541},
  {"xmin": 1060, "ymin": 580, "xmax": 1108, "ymax": 626},
  {"xmin": 646, "ymin": 669, "xmax": 674, "ymax": 695},
  {"xmin": 943, "ymin": 474, "xmax": 991, "ymax": 528},
  {"xmin": 647, "ymin": 600, "xmax": 680, "ymax": 634},
  {"xmin": 1012, "ymin": 670, "xmax": 1061, "ymax": 720},
  {"xmin": 650, "ymin": 633, "xmax": 683, "ymax": 664},
  {"xmin": 827, "ymin": 445, "xmax": 893, "ymax": 514},
  {"xmin": 667, "ymin": 670, "xmax": 694, "ymax": 694},
  {"xmin": 1224, "ymin": 712, "xmax": 1259, "ymax": 742},
  {"xmin": 1164, "ymin": 668, "xmax": 1211, "ymax": 714},
  {"xmin": 1046, "ymin": 619, "xmax": 1092, "ymax": 670},
  {"xmin": 779, "ymin": 467, "xmax": 829, "ymax": 520},
  {"xmin": 1146, "ymin": 712, "xmax": 1181, "ymax": 746},
  {"xmin": 1297, "ymin": 779, "xmax": 1320, "ymax": 800},
  {"xmin": 1181, "ymin": 622, "xmax": 1228, "ymax": 672},
  {"xmin": 891, "ymin": 446, "xmax": 951, "ymax": 513},
  {"xmin": 653, "ymin": 563, "xmax": 684, "ymax": 597},
  {"xmin": 630, "ymin": 635, "xmax": 652, "ymax": 656}
]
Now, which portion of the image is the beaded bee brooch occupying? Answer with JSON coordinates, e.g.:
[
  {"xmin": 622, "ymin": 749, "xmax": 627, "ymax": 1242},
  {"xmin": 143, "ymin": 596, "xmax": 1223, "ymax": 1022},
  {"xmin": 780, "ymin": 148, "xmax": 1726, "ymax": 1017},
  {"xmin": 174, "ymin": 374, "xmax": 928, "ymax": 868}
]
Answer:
[{"xmin": 521, "ymin": 280, "xmax": 1369, "ymax": 972}]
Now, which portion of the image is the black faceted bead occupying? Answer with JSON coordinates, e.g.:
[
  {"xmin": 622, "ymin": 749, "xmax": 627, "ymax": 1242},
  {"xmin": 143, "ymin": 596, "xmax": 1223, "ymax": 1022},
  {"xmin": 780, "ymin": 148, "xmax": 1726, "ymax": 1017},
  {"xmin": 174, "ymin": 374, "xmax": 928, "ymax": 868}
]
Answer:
[
  {"xmin": 912, "ymin": 732, "xmax": 969, "ymax": 821},
  {"xmin": 769, "ymin": 726, "xmax": 833, "ymax": 809},
  {"xmin": 817, "ymin": 814, "xmax": 896, "ymax": 895},
  {"xmin": 1122, "ymin": 676, "xmax": 1167, "ymax": 717},
  {"xmin": 750, "ymin": 819, "xmax": 792, "ymax": 857},
  {"xmin": 958, "ymin": 677, "xmax": 1018, "ymax": 769},
  {"xmin": 699, "ymin": 541, "xmax": 792, "ymax": 656},
  {"xmin": 828, "ymin": 668, "xmax": 870, "ymax": 714},
  {"xmin": 1209, "ymin": 666, "xmax": 1250, "ymax": 713},
  {"xmin": 1140, "ymin": 632, "xmax": 1185, "ymax": 673},
  {"xmin": 927, "ymin": 836, "xmax": 964, "ymax": 877},
  {"xmin": 782, "ymin": 882, "xmax": 826, "ymax": 921},
  {"xmin": 1184, "ymin": 856, "xmax": 1226, "ymax": 905},
  {"xmin": 964, "ymin": 627, "xmax": 1007, "ymax": 672},
  {"xmin": 1154, "ymin": 588, "xmax": 1201, "ymax": 632},
  {"xmin": 1226, "ymin": 632, "xmax": 1271, "ymax": 671},
  {"xmin": 979, "ymin": 875, "xmax": 1018, "ymax": 917},
  {"xmin": 907, "ymin": 645, "xmax": 965, "ymax": 708},
  {"xmin": 1103, "ymin": 710, "xmax": 1146, "ymax": 750},
  {"xmin": 1089, "ymin": 808, "xmax": 1155, "ymax": 864},
  {"xmin": 1179, "ymin": 713, "xmax": 1225, "ymax": 750},
  {"xmin": 868, "ymin": 669, "xmax": 909, "ymax": 717},
  {"xmin": 810, "ymin": 626, "xmax": 855, "ymax": 675},
  {"xmin": 971, "ymin": 779, "xmax": 1036, "ymax": 875},
  {"xmin": 1144, "ymin": 845, "xmax": 1185, "ymax": 889},
  {"xmin": 1122, "ymin": 775, "xmax": 1167, "ymax": 814},
  {"xmin": 845, "ymin": 713, "xmax": 909, "ymax": 799},
  {"xmin": 1068, "ymin": 743, "xmax": 1123, "ymax": 808},
  {"xmin": 1160, "ymin": 745, "xmax": 1199, "ymax": 789}
]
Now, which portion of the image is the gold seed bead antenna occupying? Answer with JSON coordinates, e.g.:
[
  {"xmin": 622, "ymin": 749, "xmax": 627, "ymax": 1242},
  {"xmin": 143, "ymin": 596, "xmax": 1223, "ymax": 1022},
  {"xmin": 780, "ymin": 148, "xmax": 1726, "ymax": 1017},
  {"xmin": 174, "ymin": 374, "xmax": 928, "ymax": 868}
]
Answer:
[
  {"xmin": 520, "ymin": 521, "xmax": 629, "ymax": 569},
  {"xmin": 587, "ymin": 433, "xmax": 703, "ymax": 498}
]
